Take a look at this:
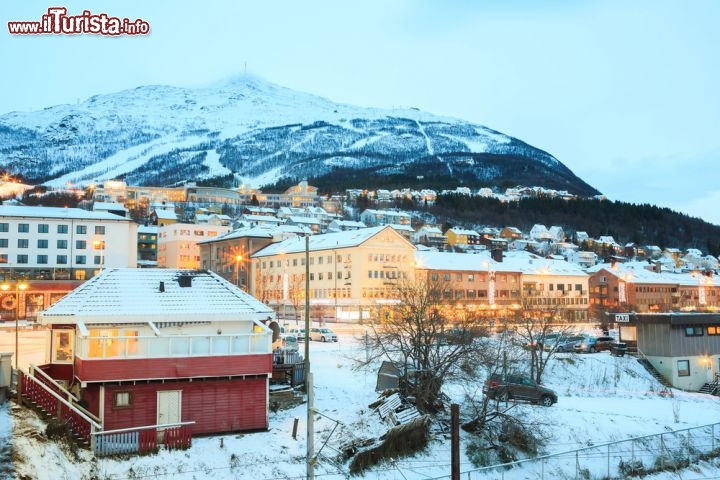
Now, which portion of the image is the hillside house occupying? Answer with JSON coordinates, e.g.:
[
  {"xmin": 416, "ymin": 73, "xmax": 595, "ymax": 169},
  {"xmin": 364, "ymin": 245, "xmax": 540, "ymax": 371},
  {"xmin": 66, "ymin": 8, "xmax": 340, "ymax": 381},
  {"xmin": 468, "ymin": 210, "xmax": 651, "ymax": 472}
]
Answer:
[
  {"xmin": 616, "ymin": 313, "xmax": 720, "ymax": 391},
  {"xmin": 24, "ymin": 269, "xmax": 275, "ymax": 454}
]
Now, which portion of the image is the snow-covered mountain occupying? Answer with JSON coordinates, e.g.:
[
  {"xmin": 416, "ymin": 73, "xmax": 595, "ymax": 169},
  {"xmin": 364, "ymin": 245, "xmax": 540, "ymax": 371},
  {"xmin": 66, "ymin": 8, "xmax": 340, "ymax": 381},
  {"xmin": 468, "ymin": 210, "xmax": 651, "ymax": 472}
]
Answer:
[{"xmin": 0, "ymin": 74, "xmax": 599, "ymax": 195}]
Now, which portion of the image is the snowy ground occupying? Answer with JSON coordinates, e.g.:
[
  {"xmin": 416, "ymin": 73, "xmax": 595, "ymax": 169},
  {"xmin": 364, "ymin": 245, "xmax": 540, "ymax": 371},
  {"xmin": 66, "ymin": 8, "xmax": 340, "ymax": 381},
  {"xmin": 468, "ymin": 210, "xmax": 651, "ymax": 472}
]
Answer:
[{"xmin": 2, "ymin": 328, "xmax": 720, "ymax": 479}]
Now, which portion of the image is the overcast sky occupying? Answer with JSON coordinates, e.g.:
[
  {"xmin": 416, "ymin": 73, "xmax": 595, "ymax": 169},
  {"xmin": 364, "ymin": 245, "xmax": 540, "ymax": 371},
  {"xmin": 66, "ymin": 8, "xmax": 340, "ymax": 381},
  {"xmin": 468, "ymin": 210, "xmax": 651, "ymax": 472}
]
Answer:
[{"xmin": 2, "ymin": 1, "xmax": 719, "ymax": 224}]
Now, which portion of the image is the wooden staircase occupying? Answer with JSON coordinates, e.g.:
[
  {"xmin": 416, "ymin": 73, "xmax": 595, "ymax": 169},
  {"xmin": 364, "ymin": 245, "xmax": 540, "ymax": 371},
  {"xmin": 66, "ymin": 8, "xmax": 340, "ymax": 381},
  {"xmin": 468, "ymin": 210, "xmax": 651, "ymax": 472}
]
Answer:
[{"xmin": 698, "ymin": 383, "xmax": 720, "ymax": 396}]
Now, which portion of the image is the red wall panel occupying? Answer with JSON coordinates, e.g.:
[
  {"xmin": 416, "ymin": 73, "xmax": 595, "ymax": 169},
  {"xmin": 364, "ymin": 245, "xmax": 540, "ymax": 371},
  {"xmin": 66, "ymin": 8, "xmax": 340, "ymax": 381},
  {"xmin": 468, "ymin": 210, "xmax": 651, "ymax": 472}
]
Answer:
[
  {"xmin": 76, "ymin": 354, "xmax": 272, "ymax": 383},
  {"xmin": 102, "ymin": 378, "xmax": 268, "ymax": 435}
]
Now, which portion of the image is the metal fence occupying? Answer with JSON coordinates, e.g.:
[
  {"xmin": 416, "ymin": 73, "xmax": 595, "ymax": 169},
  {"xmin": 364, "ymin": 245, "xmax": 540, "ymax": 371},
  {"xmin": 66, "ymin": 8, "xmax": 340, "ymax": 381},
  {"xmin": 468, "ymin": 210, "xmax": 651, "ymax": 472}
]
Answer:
[{"xmin": 462, "ymin": 422, "xmax": 720, "ymax": 479}]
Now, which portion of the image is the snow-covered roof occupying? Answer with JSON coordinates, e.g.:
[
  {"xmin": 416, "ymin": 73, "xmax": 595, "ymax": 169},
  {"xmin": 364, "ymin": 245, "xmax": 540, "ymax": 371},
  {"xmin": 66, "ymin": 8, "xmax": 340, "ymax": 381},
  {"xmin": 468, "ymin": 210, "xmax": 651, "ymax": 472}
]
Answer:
[
  {"xmin": 0, "ymin": 205, "xmax": 129, "ymax": 221},
  {"xmin": 138, "ymin": 225, "xmax": 158, "ymax": 234},
  {"xmin": 199, "ymin": 225, "xmax": 275, "ymax": 244},
  {"xmin": 40, "ymin": 268, "xmax": 274, "ymax": 324},
  {"xmin": 93, "ymin": 202, "xmax": 127, "ymax": 212},
  {"xmin": 588, "ymin": 261, "xmax": 718, "ymax": 286},
  {"xmin": 153, "ymin": 209, "xmax": 177, "ymax": 220},
  {"xmin": 253, "ymin": 226, "xmax": 411, "ymax": 257}
]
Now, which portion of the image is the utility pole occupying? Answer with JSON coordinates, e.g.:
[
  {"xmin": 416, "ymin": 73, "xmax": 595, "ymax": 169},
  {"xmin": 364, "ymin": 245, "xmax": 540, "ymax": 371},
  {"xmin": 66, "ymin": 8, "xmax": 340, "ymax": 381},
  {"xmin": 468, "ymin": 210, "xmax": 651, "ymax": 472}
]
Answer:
[
  {"xmin": 451, "ymin": 403, "xmax": 460, "ymax": 480},
  {"xmin": 304, "ymin": 235, "xmax": 314, "ymax": 480}
]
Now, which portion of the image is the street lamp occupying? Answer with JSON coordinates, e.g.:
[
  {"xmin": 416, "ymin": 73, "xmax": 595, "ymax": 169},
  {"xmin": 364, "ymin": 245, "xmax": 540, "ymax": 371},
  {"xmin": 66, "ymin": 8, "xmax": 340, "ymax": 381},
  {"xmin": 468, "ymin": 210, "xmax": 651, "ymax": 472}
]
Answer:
[
  {"xmin": 235, "ymin": 254, "xmax": 243, "ymax": 287},
  {"xmin": 1, "ymin": 281, "xmax": 28, "ymax": 371}
]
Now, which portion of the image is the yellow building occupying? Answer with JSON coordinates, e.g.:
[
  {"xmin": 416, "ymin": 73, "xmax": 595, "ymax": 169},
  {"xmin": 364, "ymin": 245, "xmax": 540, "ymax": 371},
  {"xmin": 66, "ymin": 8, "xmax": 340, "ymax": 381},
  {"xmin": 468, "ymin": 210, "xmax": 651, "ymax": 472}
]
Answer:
[{"xmin": 251, "ymin": 226, "xmax": 416, "ymax": 321}]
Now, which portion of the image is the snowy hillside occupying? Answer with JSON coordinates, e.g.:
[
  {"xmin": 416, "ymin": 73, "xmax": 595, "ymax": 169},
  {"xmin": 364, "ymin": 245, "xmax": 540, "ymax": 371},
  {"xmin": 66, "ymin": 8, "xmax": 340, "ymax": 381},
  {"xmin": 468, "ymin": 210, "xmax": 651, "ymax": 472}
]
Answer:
[
  {"xmin": 0, "ymin": 74, "xmax": 599, "ymax": 195},
  {"xmin": 3, "ymin": 326, "xmax": 720, "ymax": 479}
]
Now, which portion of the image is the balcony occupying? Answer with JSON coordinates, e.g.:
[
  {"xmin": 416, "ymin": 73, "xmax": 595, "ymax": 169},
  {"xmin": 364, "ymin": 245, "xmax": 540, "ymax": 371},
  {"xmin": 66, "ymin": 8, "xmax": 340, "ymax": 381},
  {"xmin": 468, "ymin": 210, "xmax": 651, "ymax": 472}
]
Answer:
[{"xmin": 76, "ymin": 332, "xmax": 271, "ymax": 360}]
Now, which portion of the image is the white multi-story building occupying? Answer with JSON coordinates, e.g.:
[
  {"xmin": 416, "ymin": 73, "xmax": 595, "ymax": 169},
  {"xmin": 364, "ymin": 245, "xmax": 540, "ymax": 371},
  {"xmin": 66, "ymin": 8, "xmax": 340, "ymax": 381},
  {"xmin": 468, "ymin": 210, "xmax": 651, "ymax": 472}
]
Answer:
[
  {"xmin": 157, "ymin": 223, "xmax": 231, "ymax": 269},
  {"xmin": 0, "ymin": 205, "xmax": 138, "ymax": 281}
]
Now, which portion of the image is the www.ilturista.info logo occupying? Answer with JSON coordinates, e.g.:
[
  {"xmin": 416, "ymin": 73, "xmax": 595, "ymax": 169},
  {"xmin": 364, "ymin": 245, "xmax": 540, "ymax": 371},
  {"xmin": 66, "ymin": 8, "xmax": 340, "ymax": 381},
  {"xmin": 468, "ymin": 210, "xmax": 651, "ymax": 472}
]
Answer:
[{"xmin": 8, "ymin": 7, "xmax": 150, "ymax": 36}]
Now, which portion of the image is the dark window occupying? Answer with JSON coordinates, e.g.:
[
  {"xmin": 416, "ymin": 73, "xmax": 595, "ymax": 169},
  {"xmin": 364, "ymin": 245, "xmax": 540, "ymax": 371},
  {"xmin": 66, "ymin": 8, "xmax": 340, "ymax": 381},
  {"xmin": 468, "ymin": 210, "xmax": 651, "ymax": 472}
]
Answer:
[
  {"xmin": 95, "ymin": 226, "xmax": 105, "ymax": 235},
  {"xmin": 76, "ymin": 240, "xmax": 87, "ymax": 250},
  {"xmin": 0, "ymin": 223, "xmax": 8, "ymax": 232},
  {"xmin": 17, "ymin": 254, "xmax": 28, "ymax": 264},
  {"xmin": 57, "ymin": 239, "xmax": 68, "ymax": 249},
  {"xmin": 37, "ymin": 255, "xmax": 48, "ymax": 264},
  {"xmin": 677, "ymin": 360, "xmax": 690, "ymax": 377},
  {"xmin": 75, "ymin": 255, "xmax": 86, "ymax": 265},
  {"xmin": 37, "ymin": 239, "xmax": 48, "ymax": 249},
  {"xmin": 17, "ymin": 239, "xmax": 29, "ymax": 248},
  {"xmin": 0, "ymin": 239, "xmax": 7, "ymax": 248},
  {"xmin": 38, "ymin": 224, "xmax": 49, "ymax": 233},
  {"xmin": 57, "ymin": 224, "xmax": 68, "ymax": 234},
  {"xmin": 76, "ymin": 225, "xmax": 87, "ymax": 234},
  {"xmin": 685, "ymin": 326, "xmax": 703, "ymax": 337},
  {"xmin": 57, "ymin": 255, "xmax": 68, "ymax": 265},
  {"xmin": 18, "ymin": 223, "xmax": 29, "ymax": 233}
]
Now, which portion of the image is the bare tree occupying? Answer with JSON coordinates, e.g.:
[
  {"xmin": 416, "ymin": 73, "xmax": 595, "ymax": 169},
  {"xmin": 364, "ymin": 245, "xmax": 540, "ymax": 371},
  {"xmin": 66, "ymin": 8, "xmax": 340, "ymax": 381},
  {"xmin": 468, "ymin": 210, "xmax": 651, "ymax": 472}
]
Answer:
[
  {"xmin": 510, "ymin": 303, "xmax": 574, "ymax": 384},
  {"xmin": 364, "ymin": 277, "xmax": 489, "ymax": 413}
]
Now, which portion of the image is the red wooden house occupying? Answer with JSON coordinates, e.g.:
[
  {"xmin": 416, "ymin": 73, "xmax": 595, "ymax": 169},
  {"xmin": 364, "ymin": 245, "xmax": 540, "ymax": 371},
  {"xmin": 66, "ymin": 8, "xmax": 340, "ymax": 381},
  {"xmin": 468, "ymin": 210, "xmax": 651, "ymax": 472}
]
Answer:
[{"xmin": 23, "ymin": 268, "xmax": 275, "ymax": 455}]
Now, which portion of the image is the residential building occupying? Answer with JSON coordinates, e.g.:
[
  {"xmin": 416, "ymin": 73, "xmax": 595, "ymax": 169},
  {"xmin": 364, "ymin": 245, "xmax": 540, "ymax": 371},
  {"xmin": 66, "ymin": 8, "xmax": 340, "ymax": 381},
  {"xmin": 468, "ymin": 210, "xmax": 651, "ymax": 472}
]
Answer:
[
  {"xmin": 616, "ymin": 312, "xmax": 720, "ymax": 391},
  {"xmin": 327, "ymin": 220, "xmax": 366, "ymax": 233},
  {"xmin": 137, "ymin": 225, "xmax": 158, "ymax": 267},
  {"xmin": 0, "ymin": 205, "xmax": 137, "ymax": 282},
  {"xmin": 445, "ymin": 227, "xmax": 481, "ymax": 249},
  {"xmin": 29, "ymin": 268, "xmax": 275, "ymax": 451},
  {"xmin": 157, "ymin": 223, "xmax": 231, "ymax": 269},
  {"xmin": 199, "ymin": 226, "xmax": 275, "ymax": 289},
  {"xmin": 251, "ymin": 226, "xmax": 416, "ymax": 321},
  {"xmin": 587, "ymin": 263, "xmax": 720, "ymax": 313},
  {"xmin": 412, "ymin": 225, "xmax": 447, "ymax": 249},
  {"xmin": 359, "ymin": 209, "xmax": 411, "ymax": 227}
]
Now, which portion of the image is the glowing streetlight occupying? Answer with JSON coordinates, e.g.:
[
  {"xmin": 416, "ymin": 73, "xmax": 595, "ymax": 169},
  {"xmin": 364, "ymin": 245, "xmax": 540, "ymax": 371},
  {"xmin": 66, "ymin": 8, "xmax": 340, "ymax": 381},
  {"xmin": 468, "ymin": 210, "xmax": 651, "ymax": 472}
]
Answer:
[
  {"xmin": 1, "ymin": 281, "xmax": 28, "ymax": 371},
  {"xmin": 235, "ymin": 254, "xmax": 243, "ymax": 287}
]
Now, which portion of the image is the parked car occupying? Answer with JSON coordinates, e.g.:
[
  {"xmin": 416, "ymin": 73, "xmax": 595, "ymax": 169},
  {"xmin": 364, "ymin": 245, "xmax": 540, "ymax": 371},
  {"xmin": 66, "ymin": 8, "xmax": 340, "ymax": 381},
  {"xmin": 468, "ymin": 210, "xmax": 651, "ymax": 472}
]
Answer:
[
  {"xmin": 289, "ymin": 328, "xmax": 306, "ymax": 341},
  {"xmin": 574, "ymin": 335, "xmax": 616, "ymax": 353},
  {"xmin": 309, "ymin": 328, "xmax": 337, "ymax": 342},
  {"xmin": 555, "ymin": 335, "xmax": 584, "ymax": 353},
  {"xmin": 483, "ymin": 373, "xmax": 558, "ymax": 407},
  {"xmin": 524, "ymin": 332, "xmax": 562, "ymax": 351}
]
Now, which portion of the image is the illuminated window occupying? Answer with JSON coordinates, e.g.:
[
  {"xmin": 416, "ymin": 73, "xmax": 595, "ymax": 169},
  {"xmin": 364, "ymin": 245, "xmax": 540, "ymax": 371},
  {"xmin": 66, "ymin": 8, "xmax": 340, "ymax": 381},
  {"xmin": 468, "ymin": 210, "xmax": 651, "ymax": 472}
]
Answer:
[{"xmin": 52, "ymin": 330, "xmax": 74, "ymax": 363}]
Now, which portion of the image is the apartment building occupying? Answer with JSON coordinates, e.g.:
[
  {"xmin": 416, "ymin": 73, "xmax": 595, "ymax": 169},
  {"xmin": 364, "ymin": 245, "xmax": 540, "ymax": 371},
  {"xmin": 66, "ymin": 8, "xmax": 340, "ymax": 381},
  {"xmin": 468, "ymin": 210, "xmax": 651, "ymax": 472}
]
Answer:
[
  {"xmin": 251, "ymin": 226, "xmax": 416, "ymax": 321},
  {"xmin": 157, "ymin": 223, "xmax": 231, "ymax": 269},
  {"xmin": 0, "ymin": 205, "xmax": 137, "ymax": 281}
]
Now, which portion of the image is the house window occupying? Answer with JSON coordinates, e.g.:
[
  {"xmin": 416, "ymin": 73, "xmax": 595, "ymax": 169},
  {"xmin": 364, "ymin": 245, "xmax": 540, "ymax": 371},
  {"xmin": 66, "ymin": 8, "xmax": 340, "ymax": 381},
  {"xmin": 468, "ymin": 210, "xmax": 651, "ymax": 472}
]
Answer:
[
  {"xmin": 677, "ymin": 360, "xmax": 690, "ymax": 377},
  {"xmin": 76, "ymin": 225, "xmax": 87, "ymax": 234},
  {"xmin": 707, "ymin": 326, "xmax": 720, "ymax": 336},
  {"xmin": 0, "ymin": 223, "xmax": 7, "ymax": 232},
  {"xmin": 94, "ymin": 226, "xmax": 105, "ymax": 235},
  {"xmin": 18, "ymin": 223, "xmax": 29, "ymax": 233},
  {"xmin": 17, "ymin": 239, "xmax": 29, "ymax": 248},
  {"xmin": 114, "ymin": 391, "xmax": 132, "ymax": 408},
  {"xmin": 75, "ymin": 255, "xmax": 86, "ymax": 265},
  {"xmin": 0, "ymin": 254, "xmax": 7, "ymax": 264},
  {"xmin": 37, "ymin": 255, "xmax": 48, "ymax": 264},
  {"xmin": 17, "ymin": 254, "xmax": 28, "ymax": 264},
  {"xmin": 37, "ymin": 239, "xmax": 48, "ymax": 249},
  {"xmin": 57, "ymin": 255, "xmax": 68, "ymax": 265},
  {"xmin": 76, "ymin": 240, "xmax": 87, "ymax": 249},
  {"xmin": 57, "ymin": 224, "xmax": 68, "ymax": 234},
  {"xmin": 684, "ymin": 326, "xmax": 703, "ymax": 337},
  {"xmin": 38, "ymin": 224, "xmax": 49, "ymax": 233},
  {"xmin": 0, "ymin": 239, "xmax": 7, "ymax": 248},
  {"xmin": 57, "ymin": 239, "xmax": 68, "ymax": 249}
]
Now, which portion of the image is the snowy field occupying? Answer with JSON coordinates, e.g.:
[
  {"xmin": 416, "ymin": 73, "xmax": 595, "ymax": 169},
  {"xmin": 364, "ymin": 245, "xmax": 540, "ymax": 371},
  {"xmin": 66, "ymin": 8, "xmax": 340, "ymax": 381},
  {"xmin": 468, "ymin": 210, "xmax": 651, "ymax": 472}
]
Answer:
[{"xmin": 2, "ymin": 328, "xmax": 720, "ymax": 480}]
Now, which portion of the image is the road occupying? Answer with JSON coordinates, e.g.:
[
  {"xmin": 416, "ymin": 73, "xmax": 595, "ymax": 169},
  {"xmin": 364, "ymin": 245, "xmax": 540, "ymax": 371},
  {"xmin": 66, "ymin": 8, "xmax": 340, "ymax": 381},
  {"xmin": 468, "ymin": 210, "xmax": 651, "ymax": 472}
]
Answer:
[{"xmin": 0, "ymin": 323, "xmax": 48, "ymax": 371}]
